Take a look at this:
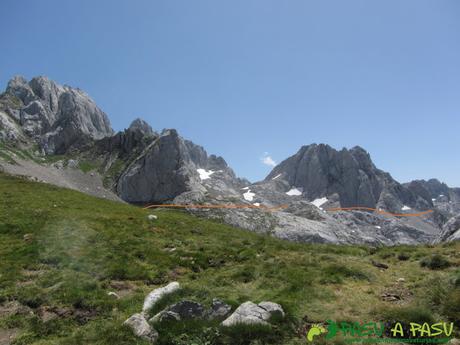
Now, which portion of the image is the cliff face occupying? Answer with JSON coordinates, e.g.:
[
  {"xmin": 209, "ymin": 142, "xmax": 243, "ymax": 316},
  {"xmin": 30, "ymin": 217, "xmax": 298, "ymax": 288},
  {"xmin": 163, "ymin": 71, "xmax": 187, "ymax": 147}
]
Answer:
[
  {"xmin": 116, "ymin": 129, "xmax": 242, "ymax": 204},
  {"xmin": 265, "ymin": 144, "xmax": 433, "ymax": 212},
  {"xmin": 1, "ymin": 76, "xmax": 113, "ymax": 154}
]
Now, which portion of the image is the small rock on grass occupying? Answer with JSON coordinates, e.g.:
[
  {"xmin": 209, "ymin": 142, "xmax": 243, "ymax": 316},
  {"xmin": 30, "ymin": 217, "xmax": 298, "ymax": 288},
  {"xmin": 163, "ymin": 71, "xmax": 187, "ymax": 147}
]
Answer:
[
  {"xmin": 124, "ymin": 313, "xmax": 158, "ymax": 343},
  {"xmin": 142, "ymin": 282, "xmax": 180, "ymax": 313},
  {"xmin": 107, "ymin": 291, "xmax": 120, "ymax": 299}
]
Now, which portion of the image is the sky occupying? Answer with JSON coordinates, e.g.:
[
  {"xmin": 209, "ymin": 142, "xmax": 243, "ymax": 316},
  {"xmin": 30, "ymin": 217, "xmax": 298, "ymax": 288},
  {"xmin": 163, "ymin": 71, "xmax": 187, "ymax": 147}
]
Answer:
[{"xmin": 1, "ymin": 0, "xmax": 459, "ymax": 186}]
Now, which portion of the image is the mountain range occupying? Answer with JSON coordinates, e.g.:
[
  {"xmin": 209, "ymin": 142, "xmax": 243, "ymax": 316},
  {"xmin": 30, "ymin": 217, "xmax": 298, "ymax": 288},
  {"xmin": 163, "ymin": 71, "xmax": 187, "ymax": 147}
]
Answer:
[{"xmin": 1, "ymin": 76, "xmax": 459, "ymax": 244}]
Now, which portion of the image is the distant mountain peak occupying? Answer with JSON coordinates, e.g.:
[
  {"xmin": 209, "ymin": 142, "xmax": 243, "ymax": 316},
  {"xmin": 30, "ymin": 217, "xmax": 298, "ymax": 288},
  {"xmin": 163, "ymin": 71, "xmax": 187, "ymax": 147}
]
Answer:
[
  {"xmin": 265, "ymin": 143, "xmax": 430, "ymax": 211},
  {"xmin": 128, "ymin": 118, "xmax": 155, "ymax": 136}
]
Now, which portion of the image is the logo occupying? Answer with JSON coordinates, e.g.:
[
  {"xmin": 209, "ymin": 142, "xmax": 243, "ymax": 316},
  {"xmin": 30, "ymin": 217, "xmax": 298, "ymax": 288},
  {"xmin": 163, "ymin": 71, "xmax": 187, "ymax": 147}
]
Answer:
[
  {"xmin": 307, "ymin": 324, "xmax": 327, "ymax": 342},
  {"xmin": 306, "ymin": 320, "xmax": 454, "ymax": 344}
]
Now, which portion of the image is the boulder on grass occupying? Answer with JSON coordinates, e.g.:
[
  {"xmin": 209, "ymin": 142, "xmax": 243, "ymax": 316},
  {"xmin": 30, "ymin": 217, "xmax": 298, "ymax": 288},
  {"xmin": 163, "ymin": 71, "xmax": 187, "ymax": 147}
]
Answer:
[
  {"xmin": 123, "ymin": 313, "xmax": 158, "ymax": 343},
  {"xmin": 150, "ymin": 300, "xmax": 205, "ymax": 323},
  {"xmin": 222, "ymin": 301, "xmax": 284, "ymax": 327},
  {"xmin": 142, "ymin": 282, "xmax": 180, "ymax": 313},
  {"xmin": 207, "ymin": 298, "xmax": 232, "ymax": 319}
]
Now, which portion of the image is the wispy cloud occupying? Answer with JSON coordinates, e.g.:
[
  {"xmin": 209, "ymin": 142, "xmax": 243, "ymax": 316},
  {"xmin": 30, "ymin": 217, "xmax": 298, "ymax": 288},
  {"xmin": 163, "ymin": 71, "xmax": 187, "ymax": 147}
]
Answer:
[{"xmin": 261, "ymin": 152, "xmax": 276, "ymax": 167}]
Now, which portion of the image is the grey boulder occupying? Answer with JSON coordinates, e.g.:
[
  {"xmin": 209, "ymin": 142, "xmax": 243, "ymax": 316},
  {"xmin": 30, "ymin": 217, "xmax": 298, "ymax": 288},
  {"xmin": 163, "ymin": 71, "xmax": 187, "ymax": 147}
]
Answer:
[
  {"xmin": 142, "ymin": 282, "xmax": 180, "ymax": 314},
  {"xmin": 150, "ymin": 300, "xmax": 205, "ymax": 323},
  {"xmin": 123, "ymin": 313, "xmax": 158, "ymax": 343},
  {"xmin": 221, "ymin": 301, "xmax": 284, "ymax": 327},
  {"xmin": 207, "ymin": 298, "xmax": 232, "ymax": 319}
]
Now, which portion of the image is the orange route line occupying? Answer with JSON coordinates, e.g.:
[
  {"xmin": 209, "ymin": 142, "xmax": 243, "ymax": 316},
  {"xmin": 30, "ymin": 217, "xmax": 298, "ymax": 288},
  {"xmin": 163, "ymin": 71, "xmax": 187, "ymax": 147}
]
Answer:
[
  {"xmin": 326, "ymin": 206, "xmax": 434, "ymax": 217},
  {"xmin": 143, "ymin": 204, "xmax": 432, "ymax": 217},
  {"xmin": 143, "ymin": 204, "xmax": 289, "ymax": 212}
]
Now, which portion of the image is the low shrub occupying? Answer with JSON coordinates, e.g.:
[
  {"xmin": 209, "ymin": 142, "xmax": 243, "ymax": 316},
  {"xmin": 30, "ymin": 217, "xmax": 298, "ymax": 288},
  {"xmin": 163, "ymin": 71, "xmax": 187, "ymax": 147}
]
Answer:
[
  {"xmin": 420, "ymin": 254, "xmax": 451, "ymax": 270},
  {"xmin": 397, "ymin": 252, "xmax": 410, "ymax": 261}
]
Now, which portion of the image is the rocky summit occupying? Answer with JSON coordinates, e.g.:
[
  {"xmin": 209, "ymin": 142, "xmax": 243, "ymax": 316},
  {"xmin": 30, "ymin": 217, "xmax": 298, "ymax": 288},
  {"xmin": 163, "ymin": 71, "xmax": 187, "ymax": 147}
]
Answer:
[
  {"xmin": 0, "ymin": 76, "xmax": 459, "ymax": 246},
  {"xmin": 265, "ymin": 144, "xmax": 433, "ymax": 212},
  {"xmin": 0, "ymin": 76, "xmax": 113, "ymax": 154}
]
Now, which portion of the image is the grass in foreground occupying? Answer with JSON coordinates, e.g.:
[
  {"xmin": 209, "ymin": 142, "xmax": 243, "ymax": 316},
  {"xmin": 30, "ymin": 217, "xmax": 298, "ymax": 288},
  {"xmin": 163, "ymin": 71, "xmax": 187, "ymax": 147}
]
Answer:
[{"xmin": 0, "ymin": 173, "xmax": 459, "ymax": 344}]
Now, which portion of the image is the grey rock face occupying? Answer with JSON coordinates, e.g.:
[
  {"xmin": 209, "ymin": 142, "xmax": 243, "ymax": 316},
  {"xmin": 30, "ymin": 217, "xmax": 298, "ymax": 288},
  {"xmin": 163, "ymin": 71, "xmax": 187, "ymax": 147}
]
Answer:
[
  {"xmin": 128, "ymin": 118, "xmax": 156, "ymax": 137},
  {"xmin": 1, "ymin": 76, "xmax": 113, "ymax": 153},
  {"xmin": 265, "ymin": 144, "xmax": 430, "ymax": 212},
  {"xmin": 116, "ymin": 129, "xmax": 243, "ymax": 204},
  {"xmin": 0, "ymin": 110, "xmax": 24, "ymax": 141},
  {"xmin": 405, "ymin": 179, "xmax": 460, "ymax": 216},
  {"xmin": 117, "ymin": 130, "xmax": 196, "ymax": 203},
  {"xmin": 437, "ymin": 215, "xmax": 460, "ymax": 242},
  {"xmin": 95, "ymin": 120, "xmax": 157, "ymax": 157}
]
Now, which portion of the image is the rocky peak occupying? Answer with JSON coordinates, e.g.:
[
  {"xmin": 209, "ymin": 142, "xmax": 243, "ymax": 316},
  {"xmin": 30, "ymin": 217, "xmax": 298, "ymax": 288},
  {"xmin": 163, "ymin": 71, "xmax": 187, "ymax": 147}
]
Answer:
[
  {"xmin": 408, "ymin": 179, "xmax": 451, "ymax": 199},
  {"xmin": 128, "ymin": 118, "xmax": 155, "ymax": 136},
  {"xmin": 6, "ymin": 75, "xmax": 36, "ymax": 106},
  {"xmin": 116, "ymin": 128, "xmax": 241, "ymax": 204},
  {"xmin": 2, "ymin": 75, "xmax": 114, "ymax": 154},
  {"xmin": 265, "ymin": 143, "xmax": 430, "ymax": 211}
]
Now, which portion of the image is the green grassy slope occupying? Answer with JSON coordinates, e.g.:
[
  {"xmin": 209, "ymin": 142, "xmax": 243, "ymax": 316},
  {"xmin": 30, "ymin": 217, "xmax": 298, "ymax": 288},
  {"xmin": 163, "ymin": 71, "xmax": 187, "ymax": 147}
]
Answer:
[{"xmin": 0, "ymin": 173, "xmax": 459, "ymax": 345}]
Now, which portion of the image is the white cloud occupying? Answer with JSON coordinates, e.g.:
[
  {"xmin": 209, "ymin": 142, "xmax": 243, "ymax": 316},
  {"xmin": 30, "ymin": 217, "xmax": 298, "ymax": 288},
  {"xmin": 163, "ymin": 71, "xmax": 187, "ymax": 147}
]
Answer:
[{"xmin": 261, "ymin": 153, "xmax": 276, "ymax": 167}]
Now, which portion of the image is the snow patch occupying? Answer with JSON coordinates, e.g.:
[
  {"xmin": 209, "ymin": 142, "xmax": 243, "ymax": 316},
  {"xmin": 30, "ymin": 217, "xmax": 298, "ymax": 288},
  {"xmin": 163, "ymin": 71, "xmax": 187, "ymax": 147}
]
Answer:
[
  {"xmin": 272, "ymin": 173, "xmax": 282, "ymax": 180},
  {"xmin": 311, "ymin": 197, "xmax": 328, "ymax": 208},
  {"xmin": 401, "ymin": 205, "xmax": 411, "ymax": 211},
  {"xmin": 286, "ymin": 187, "xmax": 302, "ymax": 196},
  {"xmin": 241, "ymin": 187, "xmax": 250, "ymax": 190},
  {"xmin": 432, "ymin": 198, "xmax": 436, "ymax": 202},
  {"xmin": 243, "ymin": 189, "xmax": 255, "ymax": 201},
  {"xmin": 197, "ymin": 169, "xmax": 215, "ymax": 180},
  {"xmin": 253, "ymin": 203, "xmax": 260, "ymax": 207},
  {"xmin": 375, "ymin": 226, "xmax": 381, "ymax": 229}
]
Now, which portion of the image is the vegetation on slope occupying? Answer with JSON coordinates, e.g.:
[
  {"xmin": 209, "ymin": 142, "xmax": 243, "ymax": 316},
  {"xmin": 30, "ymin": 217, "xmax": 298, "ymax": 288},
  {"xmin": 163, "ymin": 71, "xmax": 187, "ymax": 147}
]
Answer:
[{"xmin": 0, "ymin": 173, "xmax": 459, "ymax": 344}]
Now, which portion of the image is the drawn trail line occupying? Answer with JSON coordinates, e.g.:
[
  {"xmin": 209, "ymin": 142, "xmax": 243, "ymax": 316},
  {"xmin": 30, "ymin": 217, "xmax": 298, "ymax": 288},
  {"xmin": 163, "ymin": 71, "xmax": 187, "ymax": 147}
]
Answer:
[
  {"xmin": 143, "ymin": 204, "xmax": 288, "ymax": 212},
  {"xmin": 326, "ymin": 207, "xmax": 434, "ymax": 217},
  {"xmin": 143, "ymin": 204, "xmax": 433, "ymax": 217}
]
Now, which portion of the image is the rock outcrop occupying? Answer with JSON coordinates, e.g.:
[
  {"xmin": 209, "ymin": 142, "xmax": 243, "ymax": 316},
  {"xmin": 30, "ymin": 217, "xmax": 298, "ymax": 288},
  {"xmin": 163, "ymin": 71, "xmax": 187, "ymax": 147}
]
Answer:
[
  {"xmin": 116, "ymin": 129, "xmax": 245, "ymax": 204},
  {"xmin": 265, "ymin": 144, "xmax": 433, "ymax": 212},
  {"xmin": 0, "ymin": 76, "xmax": 113, "ymax": 153},
  {"xmin": 405, "ymin": 178, "xmax": 460, "ymax": 216},
  {"xmin": 437, "ymin": 215, "xmax": 460, "ymax": 242}
]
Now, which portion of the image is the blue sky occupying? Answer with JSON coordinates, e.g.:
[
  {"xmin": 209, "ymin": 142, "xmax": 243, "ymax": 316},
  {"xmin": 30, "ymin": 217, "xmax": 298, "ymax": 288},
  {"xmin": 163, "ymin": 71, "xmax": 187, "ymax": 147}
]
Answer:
[{"xmin": 1, "ymin": 0, "xmax": 459, "ymax": 185}]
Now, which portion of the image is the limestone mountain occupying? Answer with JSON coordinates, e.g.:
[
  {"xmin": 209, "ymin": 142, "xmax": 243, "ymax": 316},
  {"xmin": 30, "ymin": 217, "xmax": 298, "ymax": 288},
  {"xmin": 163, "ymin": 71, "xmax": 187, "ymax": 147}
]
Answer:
[
  {"xmin": 115, "ymin": 128, "xmax": 245, "ymax": 204},
  {"xmin": 0, "ymin": 76, "xmax": 113, "ymax": 154},
  {"xmin": 265, "ymin": 144, "xmax": 433, "ymax": 213},
  {"xmin": 0, "ymin": 75, "xmax": 458, "ymax": 245}
]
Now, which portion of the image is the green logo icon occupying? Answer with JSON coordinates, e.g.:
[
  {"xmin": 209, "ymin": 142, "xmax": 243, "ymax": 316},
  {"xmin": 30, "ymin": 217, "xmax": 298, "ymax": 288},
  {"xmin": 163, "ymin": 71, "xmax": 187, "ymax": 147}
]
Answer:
[{"xmin": 306, "ymin": 324, "xmax": 327, "ymax": 342}]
